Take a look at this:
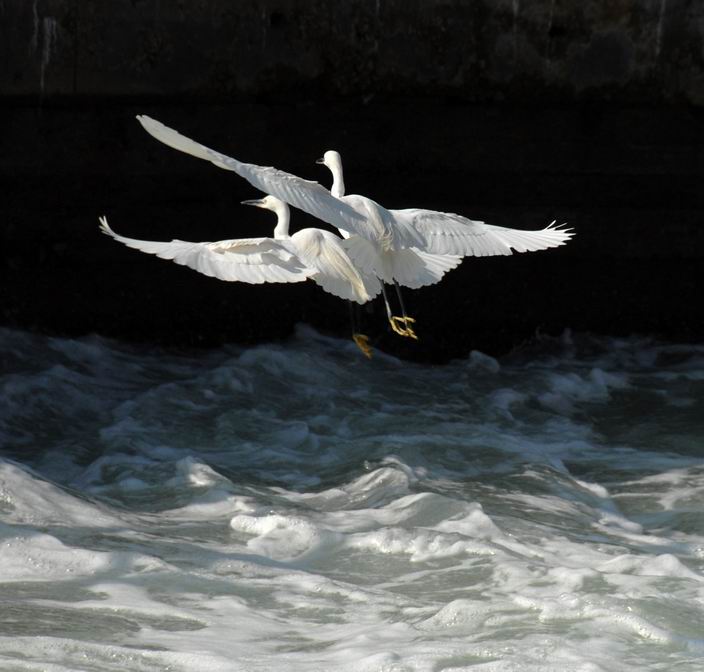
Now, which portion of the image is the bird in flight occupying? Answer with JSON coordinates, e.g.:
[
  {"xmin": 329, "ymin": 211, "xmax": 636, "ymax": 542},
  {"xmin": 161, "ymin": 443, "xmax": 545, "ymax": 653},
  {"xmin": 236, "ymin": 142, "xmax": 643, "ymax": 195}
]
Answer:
[
  {"xmin": 99, "ymin": 196, "xmax": 379, "ymax": 358},
  {"xmin": 134, "ymin": 115, "xmax": 573, "ymax": 343}
]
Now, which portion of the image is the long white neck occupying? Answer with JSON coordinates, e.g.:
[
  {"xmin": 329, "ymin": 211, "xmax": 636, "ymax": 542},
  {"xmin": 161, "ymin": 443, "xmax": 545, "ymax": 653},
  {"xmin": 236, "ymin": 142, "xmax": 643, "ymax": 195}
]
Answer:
[
  {"xmin": 271, "ymin": 201, "xmax": 290, "ymax": 239},
  {"xmin": 329, "ymin": 158, "xmax": 346, "ymax": 198}
]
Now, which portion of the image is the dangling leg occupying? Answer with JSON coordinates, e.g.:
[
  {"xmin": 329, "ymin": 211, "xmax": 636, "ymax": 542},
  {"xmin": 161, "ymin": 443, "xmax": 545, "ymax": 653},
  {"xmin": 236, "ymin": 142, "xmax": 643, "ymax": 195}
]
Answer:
[
  {"xmin": 349, "ymin": 300, "xmax": 372, "ymax": 359},
  {"xmin": 393, "ymin": 281, "xmax": 418, "ymax": 340},
  {"xmin": 380, "ymin": 282, "xmax": 411, "ymax": 337}
]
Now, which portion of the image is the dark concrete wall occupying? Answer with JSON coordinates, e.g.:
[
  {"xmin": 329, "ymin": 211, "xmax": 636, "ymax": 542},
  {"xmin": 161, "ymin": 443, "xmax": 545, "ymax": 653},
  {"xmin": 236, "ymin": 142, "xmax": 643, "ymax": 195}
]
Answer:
[
  {"xmin": 2, "ymin": 1, "xmax": 703, "ymax": 360},
  {"xmin": 3, "ymin": 0, "xmax": 704, "ymax": 104}
]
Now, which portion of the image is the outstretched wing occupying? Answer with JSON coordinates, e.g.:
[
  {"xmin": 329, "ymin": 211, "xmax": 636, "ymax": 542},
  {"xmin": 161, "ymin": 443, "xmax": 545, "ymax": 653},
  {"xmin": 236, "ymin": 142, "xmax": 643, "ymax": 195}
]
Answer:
[
  {"xmin": 136, "ymin": 115, "xmax": 366, "ymax": 236},
  {"xmin": 99, "ymin": 217, "xmax": 314, "ymax": 284},
  {"xmin": 392, "ymin": 209, "xmax": 574, "ymax": 257}
]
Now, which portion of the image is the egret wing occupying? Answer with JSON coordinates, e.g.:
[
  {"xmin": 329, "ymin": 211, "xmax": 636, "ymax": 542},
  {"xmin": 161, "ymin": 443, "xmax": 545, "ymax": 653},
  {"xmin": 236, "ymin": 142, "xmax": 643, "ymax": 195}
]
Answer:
[
  {"xmin": 290, "ymin": 229, "xmax": 380, "ymax": 304},
  {"xmin": 136, "ymin": 115, "xmax": 367, "ymax": 236},
  {"xmin": 388, "ymin": 249, "xmax": 463, "ymax": 289},
  {"xmin": 340, "ymin": 235, "xmax": 383, "ymax": 278},
  {"xmin": 340, "ymin": 234, "xmax": 460, "ymax": 288},
  {"xmin": 392, "ymin": 209, "xmax": 574, "ymax": 256},
  {"xmin": 99, "ymin": 217, "xmax": 314, "ymax": 284}
]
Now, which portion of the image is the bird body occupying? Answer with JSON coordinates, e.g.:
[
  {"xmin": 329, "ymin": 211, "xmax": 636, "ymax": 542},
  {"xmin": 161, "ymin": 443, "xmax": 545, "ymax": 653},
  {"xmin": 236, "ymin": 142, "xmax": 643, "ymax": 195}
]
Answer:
[
  {"xmin": 316, "ymin": 149, "xmax": 573, "ymax": 259},
  {"xmin": 134, "ymin": 115, "xmax": 573, "ymax": 341},
  {"xmin": 99, "ymin": 196, "xmax": 378, "ymax": 305},
  {"xmin": 136, "ymin": 116, "xmax": 456, "ymax": 290},
  {"xmin": 137, "ymin": 115, "xmax": 573, "ymax": 262},
  {"xmin": 288, "ymin": 226, "xmax": 379, "ymax": 303},
  {"xmin": 315, "ymin": 152, "xmax": 462, "ymax": 286}
]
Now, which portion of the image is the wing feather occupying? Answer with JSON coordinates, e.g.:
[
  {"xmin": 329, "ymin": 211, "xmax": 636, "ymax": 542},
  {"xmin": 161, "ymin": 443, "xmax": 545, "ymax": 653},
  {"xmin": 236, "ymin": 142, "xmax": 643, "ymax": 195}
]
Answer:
[
  {"xmin": 341, "ymin": 235, "xmax": 461, "ymax": 288},
  {"xmin": 290, "ymin": 229, "xmax": 380, "ymax": 304},
  {"xmin": 388, "ymin": 249, "xmax": 462, "ymax": 289},
  {"xmin": 99, "ymin": 217, "xmax": 314, "ymax": 284},
  {"xmin": 136, "ymin": 115, "xmax": 367, "ymax": 237},
  {"xmin": 341, "ymin": 235, "xmax": 383, "ymax": 278},
  {"xmin": 392, "ymin": 209, "xmax": 574, "ymax": 257}
]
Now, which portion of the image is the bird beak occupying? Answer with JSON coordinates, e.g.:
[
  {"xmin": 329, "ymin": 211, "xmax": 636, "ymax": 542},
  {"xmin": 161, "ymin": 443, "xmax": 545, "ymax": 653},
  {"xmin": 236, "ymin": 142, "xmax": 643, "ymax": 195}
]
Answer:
[
  {"xmin": 315, "ymin": 157, "xmax": 325, "ymax": 165},
  {"xmin": 241, "ymin": 198, "xmax": 264, "ymax": 207}
]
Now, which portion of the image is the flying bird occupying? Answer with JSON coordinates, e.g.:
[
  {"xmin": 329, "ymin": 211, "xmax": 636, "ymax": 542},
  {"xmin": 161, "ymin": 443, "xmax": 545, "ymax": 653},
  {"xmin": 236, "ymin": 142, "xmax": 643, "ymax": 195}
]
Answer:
[
  {"xmin": 315, "ymin": 150, "xmax": 574, "ymax": 335},
  {"xmin": 135, "ymin": 115, "xmax": 573, "ymax": 339},
  {"xmin": 315, "ymin": 149, "xmax": 573, "ymax": 258},
  {"xmin": 135, "ymin": 115, "xmax": 461, "ymax": 338},
  {"xmin": 99, "ymin": 196, "xmax": 379, "ymax": 358}
]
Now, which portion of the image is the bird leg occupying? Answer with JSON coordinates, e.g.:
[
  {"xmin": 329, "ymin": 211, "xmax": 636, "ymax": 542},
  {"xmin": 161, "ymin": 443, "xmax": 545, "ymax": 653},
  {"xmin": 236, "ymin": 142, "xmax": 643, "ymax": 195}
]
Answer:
[
  {"xmin": 393, "ymin": 315, "xmax": 417, "ymax": 339},
  {"xmin": 352, "ymin": 333, "xmax": 373, "ymax": 359},
  {"xmin": 389, "ymin": 316, "xmax": 413, "ymax": 337},
  {"xmin": 393, "ymin": 281, "xmax": 418, "ymax": 340},
  {"xmin": 349, "ymin": 301, "xmax": 373, "ymax": 359},
  {"xmin": 380, "ymin": 283, "xmax": 415, "ymax": 338}
]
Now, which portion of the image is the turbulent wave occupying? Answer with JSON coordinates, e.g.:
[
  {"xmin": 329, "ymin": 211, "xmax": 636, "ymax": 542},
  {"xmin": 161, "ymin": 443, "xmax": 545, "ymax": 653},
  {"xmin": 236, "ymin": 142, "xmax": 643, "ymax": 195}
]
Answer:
[{"xmin": 1, "ymin": 326, "xmax": 703, "ymax": 671}]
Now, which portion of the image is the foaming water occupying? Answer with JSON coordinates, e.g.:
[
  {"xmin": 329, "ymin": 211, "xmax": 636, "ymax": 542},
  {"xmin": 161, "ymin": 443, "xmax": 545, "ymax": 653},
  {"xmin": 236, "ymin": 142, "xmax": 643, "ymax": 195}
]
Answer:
[{"xmin": 1, "ymin": 326, "xmax": 703, "ymax": 671}]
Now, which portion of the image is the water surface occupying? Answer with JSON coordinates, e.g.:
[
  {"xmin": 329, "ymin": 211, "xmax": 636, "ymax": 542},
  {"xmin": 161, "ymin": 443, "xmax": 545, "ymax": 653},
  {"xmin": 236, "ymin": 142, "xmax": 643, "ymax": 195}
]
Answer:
[{"xmin": 1, "ymin": 326, "xmax": 703, "ymax": 671}]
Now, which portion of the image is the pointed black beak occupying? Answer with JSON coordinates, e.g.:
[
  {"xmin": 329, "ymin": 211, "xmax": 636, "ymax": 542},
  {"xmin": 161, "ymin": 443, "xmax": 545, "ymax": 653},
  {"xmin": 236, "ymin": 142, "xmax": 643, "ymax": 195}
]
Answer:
[
  {"xmin": 241, "ymin": 199, "xmax": 263, "ymax": 207},
  {"xmin": 315, "ymin": 157, "xmax": 325, "ymax": 165}
]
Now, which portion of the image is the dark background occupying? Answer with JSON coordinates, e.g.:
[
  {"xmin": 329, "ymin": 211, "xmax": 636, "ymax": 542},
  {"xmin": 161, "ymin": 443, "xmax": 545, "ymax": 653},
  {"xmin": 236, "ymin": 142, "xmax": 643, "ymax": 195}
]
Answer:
[{"xmin": 2, "ymin": 0, "xmax": 703, "ymax": 361}]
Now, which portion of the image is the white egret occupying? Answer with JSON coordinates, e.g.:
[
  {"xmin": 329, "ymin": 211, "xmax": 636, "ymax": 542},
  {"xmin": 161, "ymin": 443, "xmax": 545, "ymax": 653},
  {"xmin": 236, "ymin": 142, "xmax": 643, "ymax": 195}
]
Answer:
[
  {"xmin": 135, "ymin": 115, "xmax": 573, "ymax": 339},
  {"xmin": 316, "ymin": 151, "xmax": 466, "ymax": 339},
  {"xmin": 316, "ymin": 150, "xmax": 574, "ymax": 335},
  {"xmin": 135, "ymin": 115, "xmax": 458, "ymax": 337},
  {"xmin": 99, "ymin": 196, "xmax": 380, "ymax": 358},
  {"xmin": 317, "ymin": 150, "xmax": 573, "ymax": 258}
]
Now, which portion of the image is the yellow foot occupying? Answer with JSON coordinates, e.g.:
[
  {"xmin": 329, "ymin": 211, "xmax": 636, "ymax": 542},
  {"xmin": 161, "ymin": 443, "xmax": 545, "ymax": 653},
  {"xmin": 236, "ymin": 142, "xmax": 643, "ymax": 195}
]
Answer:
[
  {"xmin": 352, "ymin": 333, "xmax": 373, "ymax": 359},
  {"xmin": 390, "ymin": 316, "xmax": 409, "ymax": 336},
  {"xmin": 400, "ymin": 316, "xmax": 418, "ymax": 340},
  {"xmin": 389, "ymin": 316, "xmax": 419, "ymax": 340}
]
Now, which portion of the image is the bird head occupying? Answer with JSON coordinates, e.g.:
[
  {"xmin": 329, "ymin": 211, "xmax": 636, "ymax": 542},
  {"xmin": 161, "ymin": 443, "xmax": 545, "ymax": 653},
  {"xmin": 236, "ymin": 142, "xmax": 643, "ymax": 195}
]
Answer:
[
  {"xmin": 241, "ymin": 195, "xmax": 286, "ymax": 214},
  {"xmin": 315, "ymin": 150, "xmax": 342, "ymax": 170}
]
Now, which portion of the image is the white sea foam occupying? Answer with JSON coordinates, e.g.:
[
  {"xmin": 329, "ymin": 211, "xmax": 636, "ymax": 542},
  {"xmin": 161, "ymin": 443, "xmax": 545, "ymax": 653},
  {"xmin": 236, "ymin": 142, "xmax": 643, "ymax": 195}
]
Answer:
[{"xmin": 1, "ymin": 328, "xmax": 703, "ymax": 670}]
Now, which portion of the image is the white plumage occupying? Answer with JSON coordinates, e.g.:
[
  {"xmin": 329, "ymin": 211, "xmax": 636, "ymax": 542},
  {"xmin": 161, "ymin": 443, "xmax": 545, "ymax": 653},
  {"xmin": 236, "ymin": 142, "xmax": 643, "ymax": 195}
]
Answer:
[
  {"xmin": 340, "ymin": 235, "xmax": 462, "ymax": 289},
  {"xmin": 99, "ymin": 196, "xmax": 379, "ymax": 305},
  {"xmin": 391, "ymin": 209, "xmax": 572, "ymax": 257},
  {"xmin": 135, "ymin": 116, "xmax": 572, "ymax": 288},
  {"xmin": 136, "ymin": 115, "xmax": 368, "ymax": 239},
  {"xmin": 134, "ymin": 115, "xmax": 574, "ymax": 341},
  {"xmin": 316, "ymin": 150, "xmax": 574, "ymax": 263}
]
